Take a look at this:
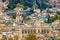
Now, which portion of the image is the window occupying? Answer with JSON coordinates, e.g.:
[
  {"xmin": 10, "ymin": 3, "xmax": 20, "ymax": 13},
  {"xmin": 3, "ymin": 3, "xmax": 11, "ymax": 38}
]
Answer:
[
  {"xmin": 22, "ymin": 29, "xmax": 25, "ymax": 34},
  {"xmin": 34, "ymin": 29, "xmax": 36, "ymax": 33},
  {"xmin": 25, "ymin": 29, "xmax": 27, "ymax": 34},
  {"xmin": 41, "ymin": 29, "xmax": 44, "ymax": 34},
  {"xmin": 43, "ymin": 29, "xmax": 46, "ymax": 33},
  {"xmin": 28, "ymin": 29, "xmax": 31, "ymax": 33},
  {"xmin": 22, "ymin": 35, "xmax": 24, "ymax": 38},
  {"xmin": 38, "ymin": 29, "xmax": 40, "ymax": 33},
  {"xmin": 31, "ymin": 29, "xmax": 33, "ymax": 33},
  {"xmin": 46, "ymin": 29, "xmax": 49, "ymax": 34}
]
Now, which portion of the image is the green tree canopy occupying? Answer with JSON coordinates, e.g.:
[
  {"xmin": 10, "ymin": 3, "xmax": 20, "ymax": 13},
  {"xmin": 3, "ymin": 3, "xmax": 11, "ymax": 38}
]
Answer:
[
  {"xmin": 7, "ymin": 0, "xmax": 17, "ymax": 10},
  {"xmin": 56, "ymin": 15, "xmax": 60, "ymax": 20},
  {"xmin": 44, "ymin": 20, "xmax": 48, "ymax": 23},
  {"xmin": 25, "ymin": 16, "xmax": 31, "ymax": 21},
  {"xmin": 12, "ymin": 14, "xmax": 16, "ymax": 19},
  {"xmin": 2, "ymin": 0, "xmax": 6, "ymax": 2},
  {"xmin": 17, "ymin": 3, "xmax": 26, "ymax": 9},
  {"xmin": 44, "ymin": 14, "xmax": 60, "ymax": 23},
  {"xmin": 56, "ymin": 11, "xmax": 60, "ymax": 15},
  {"xmin": 42, "ymin": 0, "xmax": 49, "ymax": 2}
]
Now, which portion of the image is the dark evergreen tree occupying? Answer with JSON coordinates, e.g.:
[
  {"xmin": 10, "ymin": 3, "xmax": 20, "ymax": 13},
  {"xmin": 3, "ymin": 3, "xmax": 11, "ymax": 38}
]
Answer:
[
  {"xmin": 2, "ymin": 0, "xmax": 6, "ymax": 2},
  {"xmin": 7, "ymin": 0, "xmax": 17, "ymax": 10}
]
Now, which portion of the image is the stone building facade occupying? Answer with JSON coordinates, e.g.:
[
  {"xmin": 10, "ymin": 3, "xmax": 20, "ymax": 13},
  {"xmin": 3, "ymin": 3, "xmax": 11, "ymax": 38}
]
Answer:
[{"xmin": 0, "ymin": 22, "xmax": 59, "ymax": 40}]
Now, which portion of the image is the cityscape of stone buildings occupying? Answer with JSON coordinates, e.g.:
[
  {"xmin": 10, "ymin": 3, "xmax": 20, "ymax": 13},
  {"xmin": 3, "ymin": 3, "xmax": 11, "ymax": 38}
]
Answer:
[{"xmin": 0, "ymin": 0, "xmax": 60, "ymax": 40}]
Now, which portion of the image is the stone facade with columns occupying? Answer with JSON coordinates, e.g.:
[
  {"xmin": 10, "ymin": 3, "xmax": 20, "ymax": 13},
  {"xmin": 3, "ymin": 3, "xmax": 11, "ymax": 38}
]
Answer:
[{"xmin": 0, "ymin": 22, "xmax": 59, "ymax": 40}]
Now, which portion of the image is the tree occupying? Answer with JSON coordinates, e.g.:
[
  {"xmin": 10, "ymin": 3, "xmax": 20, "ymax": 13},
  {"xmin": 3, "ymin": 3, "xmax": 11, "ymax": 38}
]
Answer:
[
  {"xmin": 2, "ymin": 0, "xmax": 6, "ymax": 2},
  {"xmin": 26, "ymin": 9, "xmax": 35, "ymax": 16},
  {"xmin": 56, "ymin": 17, "xmax": 60, "ymax": 20},
  {"xmin": 30, "ymin": 9, "xmax": 35, "ymax": 13},
  {"xmin": 26, "ymin": 16, "xmax": 31, "ymax": 21},
  {"xmin": 44, "ymin": 20, "xmax": 48, "ymax": 23},
  {"xmin": 56, "ymin": 12, "xmax": 60, "ymax": 20},
  {"xmin": 12, "ymin": 14, "xmax": 16, "ymax": 19},
  {"xmin": 47, "ymin": 10, "xmax": 54, "ymax": 13},
  {"xmin": 36, "ymin": 0, "xmax": 48, "ymax": 12},
  {"xmin": 56, "ymin": 11, "xmax": 60, "ymax": 15},
  {"xmin": 42, "ymin": 0, "xmax": 49, "ymax": 2},
  {"xmin": 17, "ymin": 3, "xmax": 25, "ymax": 8},
  {"xmin": 9, "ymin": 0, "xmax": 16, "ymax": 4},
  {"xmin": 7, "ymin": 3, "xmax": 16, "ymax": 10},
  {"xmin": 25, "ymin": 33, "xmax": 37, "ymax": 40},
  {"xmin": 48, "ymin": 17, "xmax": 54, "ymax": 23},
  {"xmin": 25, "ymin": 0, "xmax": 34, "ymax": 7},
  {"xmin": 7, "ymin": 0, "xmax": 17, "ymax": 10},
  {"xmin": 56, "ymin": 15, "xmax": 60, "ymax": 20}
]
